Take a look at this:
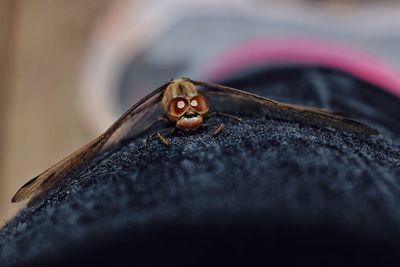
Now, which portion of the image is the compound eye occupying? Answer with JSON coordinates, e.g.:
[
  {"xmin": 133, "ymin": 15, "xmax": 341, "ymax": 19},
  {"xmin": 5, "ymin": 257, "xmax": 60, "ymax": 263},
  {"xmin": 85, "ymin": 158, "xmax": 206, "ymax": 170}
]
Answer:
[
  {"xmin": 168, "ymin": 97, "xmax": 189, "ymax": 117},
  {"xmin": 190, "ymin": 95, "xmax": 208, "ymax": 114}
]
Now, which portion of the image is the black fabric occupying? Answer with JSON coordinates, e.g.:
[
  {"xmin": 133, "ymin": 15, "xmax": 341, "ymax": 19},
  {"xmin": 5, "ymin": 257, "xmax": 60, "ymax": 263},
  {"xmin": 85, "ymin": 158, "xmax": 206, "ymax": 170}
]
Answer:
[{"xmin": 1, "ymin": 66, "xmax": 399, "ymax": 267}]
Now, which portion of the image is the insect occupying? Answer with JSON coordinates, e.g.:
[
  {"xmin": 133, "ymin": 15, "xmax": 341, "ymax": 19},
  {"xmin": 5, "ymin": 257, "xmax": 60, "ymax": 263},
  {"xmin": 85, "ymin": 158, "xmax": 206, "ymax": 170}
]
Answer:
[{"xmin": 11, "ymin": 78, "xmax": 378, "ymax": 203}]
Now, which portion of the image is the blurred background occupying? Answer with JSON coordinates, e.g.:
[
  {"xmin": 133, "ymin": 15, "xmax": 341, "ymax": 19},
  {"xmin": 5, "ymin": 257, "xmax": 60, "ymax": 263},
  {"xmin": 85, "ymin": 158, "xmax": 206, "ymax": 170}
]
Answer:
[{"xmin": 1, "ymin": 0, "xmax": 399, "ymax": 225}]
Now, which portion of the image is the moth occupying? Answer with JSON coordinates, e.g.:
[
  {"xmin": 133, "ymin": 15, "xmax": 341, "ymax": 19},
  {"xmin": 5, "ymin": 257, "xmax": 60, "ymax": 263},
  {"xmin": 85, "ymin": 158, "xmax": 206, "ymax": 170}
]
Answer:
[{"xmin": 11, "ymin": 78, "xmax": 378, "ymax": 203}]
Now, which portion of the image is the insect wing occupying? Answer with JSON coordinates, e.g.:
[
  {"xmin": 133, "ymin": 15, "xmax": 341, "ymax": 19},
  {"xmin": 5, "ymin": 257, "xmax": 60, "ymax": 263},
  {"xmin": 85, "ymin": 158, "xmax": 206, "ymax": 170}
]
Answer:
[
  {"xmin": 191, "ymin": 80, "xmax": 378, "ymax": 135},
  {"xmin": 11, "ymin": 136, "xmax": 105, "ymax": 202},
  {"xmin": 12, "ymin": 83, "xmax": 169, "ymax": 202},
  {"xmin": 99, "ymin": 83, "xmax": 168, "ymax": 152}
]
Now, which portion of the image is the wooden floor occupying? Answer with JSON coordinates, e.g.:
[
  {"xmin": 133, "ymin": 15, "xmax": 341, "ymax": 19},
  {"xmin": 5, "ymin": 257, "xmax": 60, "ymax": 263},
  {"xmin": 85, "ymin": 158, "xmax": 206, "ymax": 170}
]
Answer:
[{"xmin": 0, "ymin": 0, "xmax": 111, "ymax": 224}]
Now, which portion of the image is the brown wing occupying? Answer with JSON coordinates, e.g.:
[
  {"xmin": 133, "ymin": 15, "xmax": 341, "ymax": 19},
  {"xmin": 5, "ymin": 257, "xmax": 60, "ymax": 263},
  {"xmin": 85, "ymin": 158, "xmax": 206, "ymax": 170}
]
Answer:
[
  {"xmin": 191, "ymin": 79, "xmax": 378, "ymax": 135},
  {"xmin": 11, "ymin": 82, "xmax": 169, "ymax": 203}
]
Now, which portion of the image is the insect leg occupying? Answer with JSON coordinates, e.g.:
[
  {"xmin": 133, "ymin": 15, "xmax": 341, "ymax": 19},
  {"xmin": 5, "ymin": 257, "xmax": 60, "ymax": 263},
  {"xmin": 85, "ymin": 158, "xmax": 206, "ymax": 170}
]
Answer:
[
  {"xmin": 144, "ymin": 127, "xmax": 175, "ymax": 146},
  {"xmin": 157, "ymin": 132, "xmax": 170, "ymax": 145},
  {"xmin": 213, "ymin": 123, "xmax": 225, "ymax": 136},
  {"xmin": 202, "ymin": 123, "xmax": 226, "ymax": 136},
  {"xmin": 143, "ymin": 117, "xmax": 171, "ymax": 146},
  {"xmin": 209, "ymin": 112, "xmax": 242, "ymax": 122}
]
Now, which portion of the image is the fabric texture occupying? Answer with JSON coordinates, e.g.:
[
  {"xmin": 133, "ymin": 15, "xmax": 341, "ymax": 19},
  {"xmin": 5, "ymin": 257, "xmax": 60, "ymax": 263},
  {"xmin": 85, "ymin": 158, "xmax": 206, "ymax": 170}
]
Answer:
[{"xmin": 0, "ymin": 66, "xmax": 399, "ymax": 266}]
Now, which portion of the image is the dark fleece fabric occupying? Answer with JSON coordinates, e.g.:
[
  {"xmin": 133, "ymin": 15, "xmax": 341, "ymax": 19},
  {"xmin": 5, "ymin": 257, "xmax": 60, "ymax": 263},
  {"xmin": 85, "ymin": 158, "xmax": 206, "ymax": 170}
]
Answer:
[{"xmin": 0, "ymin": 66, "xmax": 399, "ymax": 267}]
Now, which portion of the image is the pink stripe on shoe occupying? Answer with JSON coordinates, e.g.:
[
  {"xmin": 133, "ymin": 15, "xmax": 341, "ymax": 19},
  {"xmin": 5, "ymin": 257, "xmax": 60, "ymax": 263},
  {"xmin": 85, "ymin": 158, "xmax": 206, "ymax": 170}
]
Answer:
[{"xmin": 207, "ymin": 38, "xmax": 400, "ymax": 97}]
